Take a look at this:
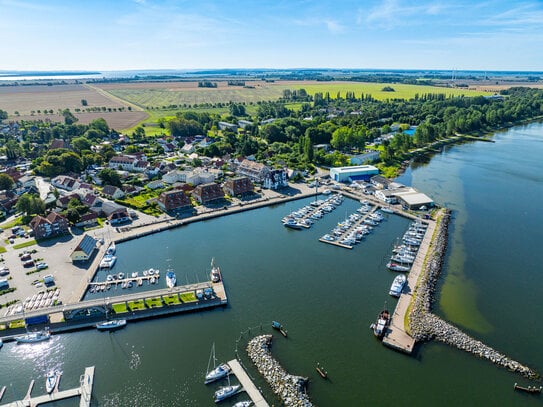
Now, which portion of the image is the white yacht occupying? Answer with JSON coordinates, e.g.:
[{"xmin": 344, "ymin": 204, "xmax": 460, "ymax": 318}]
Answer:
[
  {"xmin": 96, "ymin": 319, "xmax": 127, "ymax": 331},
  {"xmin": 166, "ymin": 271, "xmax": 176, "ymax": 288},
  {"xmin": 45, "ymin": 369, "xmax": 61, "ymax": 394},
  {"xmin": 15, "ymin": 329, "xmax": 51, "ymax": 344},
  {"xmin": 389, "ymin": 274, "xmax": 407, "ymax": 297},
  {"xmin": 100, "ymin": 255, "xmax": 116, "ymax": 269},
  {"xmin": 214, "ymin": 385, "xmax": 241, "ymax": 403}
]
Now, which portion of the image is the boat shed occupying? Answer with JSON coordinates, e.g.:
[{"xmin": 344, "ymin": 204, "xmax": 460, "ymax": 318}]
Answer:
[
  {"xmin": 70, "ymin": 234, "xmax": 98, "ymax": 262},
  {"xmin": 330, "ymin": 165, "xmax": 379, "ymax": 183},
  {"xmin": 394, "ymin": 189, "xmax": 434, "ymax": 210}
]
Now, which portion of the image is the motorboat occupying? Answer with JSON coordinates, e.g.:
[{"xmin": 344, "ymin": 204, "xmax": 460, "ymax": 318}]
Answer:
[
  {"xmin": 100, "ymin": 255, "xmax": 116, "ymax": 269},
  {"xmin": 233, "ymin": 401, "xmax": 253, "ymax": 407},
  {"xmin": 106, "ymin": 242, "xmax": 116, "ymax": 256},
  {"xmin": 272, "ymin": 321, "xmax": 288, "ymax": 337},
  {"xmin": 391, "ymin": 254, "xmax": 414, "ymax": 264},
  {"xmin": 205, "ymin": 343, "xmax": 231, "ymax": 384},
  {"xmin": 45, "ymin": 369, "xmax": 61, "ymax": 394},
  {"xmin": 283, "ymin": 218, "xmax": 303, "ymax": 230},
  {"xmin": 381, "ymin": 207, "xmax": 394, "ymax": 214},
  {"xmin": 210, "ymin": 258, "xmax": 222, "ymax": 283},
  {"xmin": 386, "ymin": 262, "xmax": 411, "ymax": 272},
  {"xmin": 15, "ymin": 329, "xmax": 51, "ymax": 344},
  {"xmin": 370, "ymin": 307, "xmax": 390, "ymax": 339},
  {"xmin": 214, "ymin": 385, "xmax": 241, "ymax": 402},
  {"xmin": 389, "ymin": 274, "xmax": 407, "ymax": 297},
  {"xmin": 96, "ymin": 319, "xmax": 127, "ymax": 331},
  {"xmin": 166, "ymin": 271, "xmax": 177, "ymax": 288}
]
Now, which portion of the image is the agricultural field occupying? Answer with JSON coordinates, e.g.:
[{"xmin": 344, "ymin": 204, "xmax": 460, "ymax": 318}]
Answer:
[
  {"xmin": 0, "ymin": 83, "xmax": 146, "ymax": 131},
  {"xmin": 0, "ymin": 84, "xmax": 127, "ymax": 115},
  {"xmin": 96, "ymin": 80, "xmax": 492, "ymax": 110}
]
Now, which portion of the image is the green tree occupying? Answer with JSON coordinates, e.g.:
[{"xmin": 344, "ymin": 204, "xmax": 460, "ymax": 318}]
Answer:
[
  {"xmin": 62, "ymin": 109, "xmax": 78, "ymax": 125},
  {"xmin": 0, "ymin": 174, "xmax": 14, "ymax": 191},
  {"xmin": 71, "ymin": 137, "xmax": 92, "ymax": 154},
  {"xmin": 16, "ymin": 193, "xmax": 45, "ymax": 216},
  {"xmin": 98, "ymin": 168, "xmax": 122, "ymax": 187},
  {"xmin": 65, "ymin": 208, "xmax": 81, "ymax": 224}
]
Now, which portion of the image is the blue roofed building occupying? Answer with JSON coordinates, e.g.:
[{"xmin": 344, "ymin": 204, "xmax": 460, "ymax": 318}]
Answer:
[{"xmin": 70, "ymin": 234, "xmax": 98, "ymax": 262}]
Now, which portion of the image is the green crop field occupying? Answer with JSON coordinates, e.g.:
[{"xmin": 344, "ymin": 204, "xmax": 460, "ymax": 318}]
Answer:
[{"xmin": 100, "ymin": 80, "xmax": 490, "ymax": 111}]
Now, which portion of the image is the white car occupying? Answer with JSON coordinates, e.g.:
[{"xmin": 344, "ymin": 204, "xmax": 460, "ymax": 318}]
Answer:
[{"xmin": 36, "ymin": 262, "xmax": 48, "ymax": 270}]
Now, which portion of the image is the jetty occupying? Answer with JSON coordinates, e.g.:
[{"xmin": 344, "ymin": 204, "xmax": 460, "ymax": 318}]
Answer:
[
  {"xmin": 0, "ymin": 366, "xmax": 94, "ymax": 407},
  {"xmin": 227, "ymin": 359, "xmax": 269, "ymax": 407},
  {"xmin": 0, "ymin": 279, "xmax": 227, "ymax": 341},
  {"xmin": 382, "ymin": 215, "xmax": 436, "ymax": 353},
  {"xmin": 514, "ymin": 383, "xmax": 542, "ymax": 394},
  {"xmin": 247, "ymin": 335, "xmax": 312, "ymax": 407}
]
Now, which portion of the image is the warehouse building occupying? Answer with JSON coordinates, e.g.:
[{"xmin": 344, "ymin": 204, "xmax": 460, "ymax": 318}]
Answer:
[{"xmin": 329, "ymin": 165, "xmax": 379, "ymax": 183}]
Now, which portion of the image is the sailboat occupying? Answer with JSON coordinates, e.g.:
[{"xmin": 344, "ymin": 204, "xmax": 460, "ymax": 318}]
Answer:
[
  {"xmin": 214, "ymin": 375, "xmax": 241, "ymax": 403},
  {"xmin": 204, "ymin": 343, "xmax": 231, "ymax": 384}
]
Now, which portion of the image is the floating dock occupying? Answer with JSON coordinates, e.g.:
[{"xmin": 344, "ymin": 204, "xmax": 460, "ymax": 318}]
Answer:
[
  {"xmin": 0, "ymin": 366, "xmax": 94, "ymax": 407},
  {"xmin": 227, "ymin": 359, "xmax": 269, "ymax": 407}
]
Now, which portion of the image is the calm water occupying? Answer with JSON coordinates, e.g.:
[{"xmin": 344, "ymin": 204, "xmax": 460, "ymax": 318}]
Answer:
[{"xmin": 2, "ymin": 123, "xmax": 543, "ymax": 406}]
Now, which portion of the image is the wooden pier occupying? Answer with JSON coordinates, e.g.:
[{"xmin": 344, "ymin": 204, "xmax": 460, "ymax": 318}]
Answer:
[
  {"xmin": 227, "ymin": 359, "xmax": 269, "ymax": 407},
  {"xmin": 0, "ymin": 366, "xmax": 94, "ymax": 407}
]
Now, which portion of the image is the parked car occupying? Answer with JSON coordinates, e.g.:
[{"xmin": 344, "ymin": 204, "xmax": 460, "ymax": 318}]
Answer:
[
  {"xmin": 9, "ymin": 238, "xmax": 15, "ymax": 244},
  {"xmin": 0, "ymin": 267, "xmax": 9, "ymax": 276},
  {"xmin": 36, "ymin": 262, "xmax": 48, "ymax": 270},
  {"xmin": 23, "ymin": 260, "xmax": 35, "ymax": 268},
  {"xmin": 20, "ymin": 254, "xmax": 32, "ymax": 261}
]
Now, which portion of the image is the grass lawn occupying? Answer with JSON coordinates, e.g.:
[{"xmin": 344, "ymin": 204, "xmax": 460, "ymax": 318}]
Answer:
[
  {"xmin": 163, "ymin": 294, "xmax": 180, "ymax": 305},
  {"xmin": 144, "ymin": 297, "xmax": 164, "ymax": 308},
  {"xmin": 0, "ymin": 216, "xmax": 24, "ymax": 229},
  {"xmin": 127, "ymin": 299, "xmax": 146, "ymax": 311},
  {"xmin": 180, "ymin": 292, "xmax": 197, "ymax": 303},
  {"xmin": 13, "ymin": 240, "xmax": 37, "ymax": 250},
  {"xmin": 0, "ymin": 246, "xmax": 6, "ymax": 254},
  {"xmin": 112, "ymin": 303, "xmax": 129, "ymax": 313},
  {"xmin": 9, "ymin": 319, "xmax": 25, "ymax": 329}
]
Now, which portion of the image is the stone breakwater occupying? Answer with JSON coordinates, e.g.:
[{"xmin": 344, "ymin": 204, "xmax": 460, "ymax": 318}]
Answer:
[
  {"xmin": 247, "ymin": 335, "xmax": 313, "ymax": 407},
  {"xmin": 408, "ymin": 209, "xmax": 538, "ymax": 379}
]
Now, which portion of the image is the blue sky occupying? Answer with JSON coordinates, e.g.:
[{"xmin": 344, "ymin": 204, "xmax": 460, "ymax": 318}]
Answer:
[{"xmin": 1, "ymin": 0, "xmax": 542, "ymax": 71}]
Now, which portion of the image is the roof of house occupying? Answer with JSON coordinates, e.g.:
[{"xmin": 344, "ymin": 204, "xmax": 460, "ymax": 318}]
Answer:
[
  {"xmin": 73, "ymin": 234, "xmax": 97, "ymax": 255},
  {"xmin": 102, "ymin": 185, "xmax": 121, "ymax": 196}
]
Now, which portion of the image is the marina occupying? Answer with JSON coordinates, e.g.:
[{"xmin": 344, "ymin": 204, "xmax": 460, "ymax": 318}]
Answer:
[
  {"xmin": 0, "ymin": 366, "xmax": 94, "ymax": 407},
  {"xmin": 1, "ymin": 122, "xmax": 543, "ymax": 406}
]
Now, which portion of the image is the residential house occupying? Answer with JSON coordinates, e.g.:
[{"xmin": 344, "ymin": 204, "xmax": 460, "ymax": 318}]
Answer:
[
  {"xmin": 70, "ymin": 234, "xmax": 97, "ymax": 262},
  {"xmin": 108, "ymin": 155, "xmax": 137, "ymax": 171},
  {"xmin": 223, "ymin": 177, "xmax": 253, "ymax": 196},
  {"xmin": 157, "ymin": 190, "xmax": 191, "ymax": 213},
  {"xmin": 29, "ymin": 212, "xmax": 70, "ymax": 240},
  {"xmin": 237, "ymin": 120, "xmax": 253, "ymax": 129},
  {"xmin": 102, "ymin": 185, "xmax": 125, "ymax": 200},
  {"xmin": 191, "ymin": 183, "xmax": 225, "ymax": 204},
  {"xmin": 263, "ymin": 169, "xmax": 288, "ymax": 190},
  {"xmin": 51, "ymin": 175, "xmax": 80, "ymax": 191},
  {"xmin": 218, "ymin": 121, "xmax": 238, "ymax": 131},
  {"xmin": 56, "ymin": 193, "xmax": 80, "ymax": 209},
  {"xmin": 146, "ymin": 179, "xmax": 165, "ymax": 190},
  {"xmin": 133, "ymin": 160, "xmax": 149, "ymax": 172},
  {"xmin": 75, "ymin": 212, "xmax": 98, "ymax": 228},
  {"xmin": 49, "ymin": 139, "xmax": 69, "ymax": 150},
  {"xmin": 108, "ymin": 209, "xmax": 130, "ymax": 225},
  {"xmin": 236, "ymin": 159, "xmax": 270, "ymax": 183},
  {"xmin": 16, "ymin": 175, "xmax": 36, "ymax": 191},
  {"xmin": 181, "ymin": 143, "xmax": 195, "ymax": 154}
]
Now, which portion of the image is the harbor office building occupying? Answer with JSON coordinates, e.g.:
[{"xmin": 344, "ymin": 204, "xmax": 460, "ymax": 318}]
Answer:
[{"xmin": 330, "ymin": 165, "xmax": 379, "ymax": 183}]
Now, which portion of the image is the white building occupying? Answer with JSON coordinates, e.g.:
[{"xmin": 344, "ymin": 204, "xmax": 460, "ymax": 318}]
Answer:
[{"xmin": 330, "ymin": 165, "xmax": 379, "ymax": 183}]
